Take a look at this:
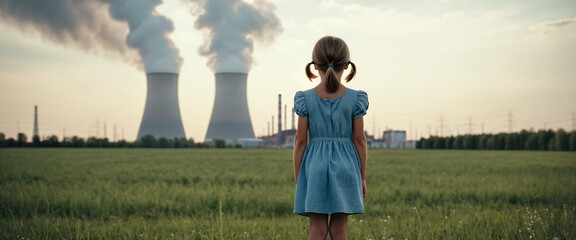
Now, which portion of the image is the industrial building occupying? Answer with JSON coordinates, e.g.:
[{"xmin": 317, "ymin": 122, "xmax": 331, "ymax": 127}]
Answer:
[{"xmin": 369, "ymin": 130, "xmax": 416, "ymax": 149}]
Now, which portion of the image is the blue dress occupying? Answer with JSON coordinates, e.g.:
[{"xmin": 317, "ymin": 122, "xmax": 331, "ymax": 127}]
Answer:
[{"xmin": 293, "ymin": 88, "xmax": 369, "ymax": 216}]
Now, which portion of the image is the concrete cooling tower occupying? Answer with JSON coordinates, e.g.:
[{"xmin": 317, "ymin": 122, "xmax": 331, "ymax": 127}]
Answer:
[
  {"xmin": 205, "ymin": 72, "xmax": 255, "ymax": 143},
  {"xmin": 137, "ymin": 73, "xmax": 186, "ymax": 140}
]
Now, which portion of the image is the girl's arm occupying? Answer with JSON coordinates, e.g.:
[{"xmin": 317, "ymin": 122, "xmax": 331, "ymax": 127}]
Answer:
[
  {"xmin": 352, "ymin": 116, "xmax": 367, "ymax": 198},
  {"xmin": 293, "ymin": 116, "xmax": 309, "ymax": 184}
]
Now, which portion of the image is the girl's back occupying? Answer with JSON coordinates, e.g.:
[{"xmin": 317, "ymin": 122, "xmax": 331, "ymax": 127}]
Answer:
[{"xmin": 295, "ymin": 88, "xmax": 368, "ymax": 139}]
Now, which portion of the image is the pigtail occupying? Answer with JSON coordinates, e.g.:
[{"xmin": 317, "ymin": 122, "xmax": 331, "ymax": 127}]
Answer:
[
  {"xmin": 305, "ymin": 62, "xmax": 317, "ymax": 81},
  {"xmin": 345, "ymin": 61, "xmax": 356, "ymax": 82},
  {"xmin": 325, "ymin": 65, "xmax": 340, "ymax": 93}
]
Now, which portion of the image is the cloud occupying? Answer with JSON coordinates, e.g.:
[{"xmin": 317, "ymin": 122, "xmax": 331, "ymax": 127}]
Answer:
[{"xmin": 542, "ymin": 17, "xmax": 576, "ymax": 28}]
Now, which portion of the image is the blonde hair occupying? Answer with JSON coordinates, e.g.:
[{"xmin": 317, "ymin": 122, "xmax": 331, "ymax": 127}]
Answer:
[{"xmin": 305, "ymin": 36, "xmax": 356, "ymax": 93}]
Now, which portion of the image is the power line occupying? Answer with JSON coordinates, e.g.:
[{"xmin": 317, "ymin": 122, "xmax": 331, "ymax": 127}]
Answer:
[
  {"xmin": 439, "ymin": 113, "xmax": 444, "ymax": 137},
  {"xmin": 572, "ymin": 112, "xmax": 576, "ymax": 131},
  {"xmin": 508, "ymin": 109, "xmax": 513, "ymax": 133},
  {"xmin": 468, "ymin": 115, "xmax": 473, "ymax": 135}
]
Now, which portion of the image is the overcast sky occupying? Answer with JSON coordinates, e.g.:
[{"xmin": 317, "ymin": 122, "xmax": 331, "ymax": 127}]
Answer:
[{"xmin": 0, "ymin": 0, "xmax": 575, "ymax": 141}]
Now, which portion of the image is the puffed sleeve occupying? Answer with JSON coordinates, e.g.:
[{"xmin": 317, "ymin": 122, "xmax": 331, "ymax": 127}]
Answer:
[
  {"xmin": 294, "ymin": 91, "xmax": 308, "ymax": 119},
  {"xmin": 353, "ymin": 90, "xmax": 369, "ymax": 119}
]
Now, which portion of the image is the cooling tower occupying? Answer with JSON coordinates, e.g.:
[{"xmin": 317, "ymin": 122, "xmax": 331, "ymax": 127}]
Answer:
[
  {"xmin": 205, "ymin": 72, "xmax": 255, "ymax": 143},
  {"xmin": 137, "ymin": 73, "xmax": 186, "ymax": 140}
]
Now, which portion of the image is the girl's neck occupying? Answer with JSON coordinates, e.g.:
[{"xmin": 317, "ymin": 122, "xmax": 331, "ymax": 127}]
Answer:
[
  {"xmin": 314, "ymin": 69, "xmax": 347, "ymax": 99},
  {"xmin": 314, "ymin": 83, "xmax": 347, "ymax": 100}
]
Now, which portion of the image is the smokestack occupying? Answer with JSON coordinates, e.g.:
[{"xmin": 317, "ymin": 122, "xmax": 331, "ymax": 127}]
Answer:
[
  {"xmin": 284, "ymin": 104, "xmax": 287, "ymax": 132},
  {"xmin": 33, "ymin": 105, "xmax": 38, "ymax": 137},
  {"xmin": 278, "ymin": 94, "xmax": 282, "ymax": 134},
  {"xmin": 292, "ymin": 107, "xmax": 295, "ymax": 130},
  {"xmin": 137, "ymin": 73, "xmax": 186, "ymax": 140},
  {"xmin": 205, "ymin": 73, "xmax": 255, "ymax": 143}
]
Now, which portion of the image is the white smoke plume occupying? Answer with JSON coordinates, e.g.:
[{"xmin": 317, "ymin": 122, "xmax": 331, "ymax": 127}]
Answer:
[
  {"xmin": 0, "ymin": 0, "xmax": 182, "ymax": 73},
  {"xmin": 102, "ymin": 0, "xmax": 182, "ymax": 73},
  {"xmin": 0, "ymin": 0, "xmax": 135, "ymax": 62},
  {"xmin": 187, "ymin": 0, "xmax": 283, "ymax": 73}
]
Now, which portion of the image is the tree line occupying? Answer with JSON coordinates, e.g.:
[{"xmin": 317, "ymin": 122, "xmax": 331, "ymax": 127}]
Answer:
[
  {"xmin": 416, "ymin": 129, "xmax": 576, "ymax": 151},
  {"xmin": 0, "ymin": 133, "xmax": 240, "ymax": 148}
]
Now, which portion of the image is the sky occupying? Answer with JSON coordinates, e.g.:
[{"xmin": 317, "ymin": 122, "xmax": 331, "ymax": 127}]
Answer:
[{"xmin": 0, "ymin": 0, "xmax": 575, "ymax": 142}]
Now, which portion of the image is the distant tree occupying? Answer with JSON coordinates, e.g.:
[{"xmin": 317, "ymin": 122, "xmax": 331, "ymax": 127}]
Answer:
[
  {"xmin": 0, "ymin": 132, "xmax": 5, "ymax": 147},
  {"xmin": 86, "ymin": 137, "xmax": 99, "ymax": 147},
  {"xmin": 140, "ymin": 134, "xmax": 157, "ymax": 148},
  {"xmin": 117, "ymin": 140, "xmax": 129, "ymax": 148},
  {"xmin": 419, "ymin": 137, "xmax": 432, "ymax": 149},
  {"xmin": 463, "ymin": 135, "xmax": 476, "ymax": 150},
  {"xmin": 524, "ymin": 133, "xmax": 538, "ymax": 150},
  {"xmin": 32, "ymin": 135, "xmax": 41, "ymax": 147},
  {"xmin": 505, "ymin": 134, "xmax": 515, "ymax": 150},
  {"xmin": 71, "ymin": 136, "xmax": 85, "ymax": 147},
  {"xmin": 416, "ymin": 138, "xmax": 423, "ymax": 149},
  {"xmin": 497, "ymin": 134, "xmax": 507, "ymax": 150},
  {"xmin": 453, "ymin": 135, "xmax": 463, "ymax": 149},
  {"xmin": 6, "ymin": 138, "xmax": 16, "ymax": 147},
  {"xmin": 548, "ymin": 138, "xmax": 555, "ymax": 151},
  {"xmin": 173, "ymin": 137, "xmax": 182, "ymax": 148},
  {"xmin": 214, "ymin": 139, "xmax": 226, "ymax": 148},
  {"xmin": 554, "ymin": 129, "xmax": 569, "ymax": 151},
  {"xmin": 188, "ymin": 138, "xmax": 195, "ymax": 147},
  {"xmin": 100, "ymin": 138, "xmax": 110, "ymax": 148},
  {"xmin": 433, "ymin": 137, "xmax": 445, "ymax": 149},
  {"xmin": 537, "ymin": 130, "xmax": 554, "ymax": 150},
  {"xmin": 445, "ymin": 136, "xmax": 454, "ymax": 149},
  {"xmin": 518, "ymin": 130, "xmax": 531, "ymax": 150},
  {"xmin": 478, "ymin": 134, "xmax": 488, "ymax": 150},
  {"xmin": 17, "ymin": 133, "xmax": 27, "ymax": 147},
  {"xmin": 43, "ymin": 135, "xmax": 60, "ymax": 147},
  {"xmin": 486, "ymin": 135, "xmax": 497, "ymax": 150},
  {"xmin": 419, "ymin": 138, "xmax": 428, "ymax": 149},
  {"xmin": 157, "ymin": 137, "xmax": 170, "ymax": 148},
  {"xmin": 194, "ymin": 142, "xmax": 208, "ymax": 148},
  {"xmin": 61, "ymin": 137, "xmax": 73, "ymax": 147},
  {"xmin": 570, "ymin": 131, "xmax": 576, "ymax": 151}
]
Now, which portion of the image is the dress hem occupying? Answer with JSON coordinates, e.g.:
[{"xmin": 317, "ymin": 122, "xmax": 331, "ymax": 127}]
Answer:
[{"xmin": 294, "ymin": 211, "xmax": 364, "ymax": 217}]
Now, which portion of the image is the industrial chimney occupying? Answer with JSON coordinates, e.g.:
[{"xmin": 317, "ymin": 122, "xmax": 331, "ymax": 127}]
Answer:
[
  {"xmin": 33, "ymin": 105, "xmax": 38, "ymax": 137},
  {"xmin": 292, "ymin": 107, "xmax": 295, "ymax": 130},
  {"xmin": 278, "ymin": 94, "xmax": 282, "ymax": 134},
  {"xmin": 205, "ymin": 72, "xmax": 255, "ymax": 143},
  {"xmin": 137, "ymin": 73, "xmax": 186, "ymax": 140}
]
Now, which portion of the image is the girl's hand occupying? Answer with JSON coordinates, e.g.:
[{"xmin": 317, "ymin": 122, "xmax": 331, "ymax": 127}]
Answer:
[{"xmin": 362, "ymin": 179, "xmax": 367, "ymax": 199}]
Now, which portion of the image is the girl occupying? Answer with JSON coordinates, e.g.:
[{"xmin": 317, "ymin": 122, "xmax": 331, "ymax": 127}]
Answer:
[{"xmin": 293, "ymin": 36, "xmax": 368, "ymax": 240}]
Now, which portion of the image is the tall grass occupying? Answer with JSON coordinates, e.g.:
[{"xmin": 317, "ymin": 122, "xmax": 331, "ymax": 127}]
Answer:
[{"xmin": 1, "ymin": 149, "xmax": 575, "ymax": 239}]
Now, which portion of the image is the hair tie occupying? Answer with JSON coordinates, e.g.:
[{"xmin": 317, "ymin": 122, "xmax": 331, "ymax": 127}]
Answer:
[
  {"xmin": 327, "ymin": 64, "xmax": 335, "ymax": 68},
  {"xmin": 310, "ymin": 61, "xmax": 315, "ymax": 65},
  {"xmin": 348, "ymin": 60, "xmax": 352, "ymax": 64}
]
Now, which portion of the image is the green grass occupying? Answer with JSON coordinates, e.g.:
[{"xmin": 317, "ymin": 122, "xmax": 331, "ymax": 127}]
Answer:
[{"xmin": 1, "ymin": 149, "xmax": 575, "ymax": 239}]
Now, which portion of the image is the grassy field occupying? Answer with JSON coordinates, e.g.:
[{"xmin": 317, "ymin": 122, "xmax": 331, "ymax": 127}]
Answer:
[{"xmin": 1, "ymin": 148, "xmax": 575, "ymax": 239}]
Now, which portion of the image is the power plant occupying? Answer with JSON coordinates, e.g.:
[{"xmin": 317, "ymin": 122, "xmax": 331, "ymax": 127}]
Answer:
[
  {"xmin": 137, "ymin": 73, "xmax": 186, "ymax": 140},
  {"xmin": 205, "ymin": 72, "xmax": 255, "ymax": 143}
]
